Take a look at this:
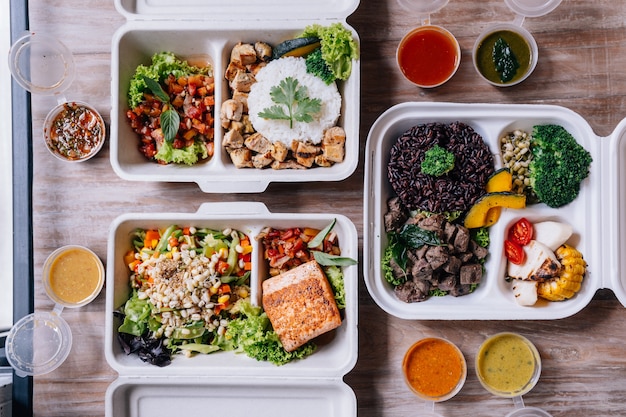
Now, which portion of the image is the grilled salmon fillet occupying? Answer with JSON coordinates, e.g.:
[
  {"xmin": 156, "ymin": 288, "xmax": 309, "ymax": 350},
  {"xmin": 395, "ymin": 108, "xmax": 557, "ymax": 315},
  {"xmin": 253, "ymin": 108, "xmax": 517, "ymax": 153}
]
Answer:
[{"xmin": 262, "ymin": 260, "xmax": 342, "ymax": 352}]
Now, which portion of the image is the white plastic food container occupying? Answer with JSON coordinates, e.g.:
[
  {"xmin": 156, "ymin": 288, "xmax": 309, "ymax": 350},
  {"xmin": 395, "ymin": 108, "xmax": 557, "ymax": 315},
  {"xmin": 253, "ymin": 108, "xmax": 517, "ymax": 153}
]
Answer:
[
  {"xmin": 104, "ymin": 202, "xmax": 359, "ymax": 416},
  {"xmin": 363, "ymin": 101, "xmax": 626, "ymax": 320},
  {"xmin": 110, "ymin": 0, "xmax": 360, "ymax": 193}
]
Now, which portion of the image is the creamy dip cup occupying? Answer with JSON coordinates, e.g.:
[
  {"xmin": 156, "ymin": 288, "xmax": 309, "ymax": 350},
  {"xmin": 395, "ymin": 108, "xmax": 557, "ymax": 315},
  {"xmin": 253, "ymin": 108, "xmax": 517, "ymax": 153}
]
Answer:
[
  {"xmin": 43, "ymin": 245, "xmax": 105, "ymax": 308},
  {"xmin": 475, "ymin": 332, "xmax": 541, "ymax": 398}
]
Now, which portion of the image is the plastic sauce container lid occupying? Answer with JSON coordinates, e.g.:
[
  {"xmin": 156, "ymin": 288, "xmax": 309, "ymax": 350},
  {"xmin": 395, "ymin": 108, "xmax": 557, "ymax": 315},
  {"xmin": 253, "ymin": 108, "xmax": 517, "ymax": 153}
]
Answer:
[
  {"xmin": 397, "ymin": 0, "xmax": 449, "ymax": 14},
  {"xmin": 8, "ymin": 31, "xmax": 75, "ymax": 96},
  {"xmin": 5, "ymin": 311, "xmax": 73, "ymax": 377},
  {"xmin": 504, "ymin": 0, "xmax": 563, "ymax": 18}
]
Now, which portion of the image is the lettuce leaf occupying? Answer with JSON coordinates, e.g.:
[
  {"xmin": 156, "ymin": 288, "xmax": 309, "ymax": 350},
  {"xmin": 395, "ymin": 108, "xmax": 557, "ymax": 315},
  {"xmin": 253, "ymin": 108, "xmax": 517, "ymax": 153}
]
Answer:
[
  {"xmin": 128, "ymin": 51, "xmax": 211, "ymax": 108},
  {"xmin": 154, "ymin": 140, "xmax": 208, "ymax": 165},
  {"xmin": 299, "ymin": 23, "xmax": 358, "ymax": 81},
  {"xmin": 225, "ymin": 301, "xmax": 316, "ymax": 365}
]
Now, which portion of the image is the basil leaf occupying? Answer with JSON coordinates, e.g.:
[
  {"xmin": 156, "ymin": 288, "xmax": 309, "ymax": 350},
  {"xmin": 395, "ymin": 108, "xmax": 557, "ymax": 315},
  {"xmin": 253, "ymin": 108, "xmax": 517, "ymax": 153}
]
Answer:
[
  {"xmin": 141, "ymin": 75, "xmax": 170, "ymax": 103},
  {"xmin": 160, "ymin": 109, "xmax": 180, "ymax": 143},
  {"xmin": 313, "ymin": 251, "xmax": 357, "ymax": 266},
  {"xmin": 308, "ymin": 218, "xmax": 337, "ymax": 249},
  {"xmin": 398, "ymin": 224, "xmax": 444, "ymax": 249},
  {"xmin": 493, "ymin": 37, "xmax": 520, "ymax": 83}
]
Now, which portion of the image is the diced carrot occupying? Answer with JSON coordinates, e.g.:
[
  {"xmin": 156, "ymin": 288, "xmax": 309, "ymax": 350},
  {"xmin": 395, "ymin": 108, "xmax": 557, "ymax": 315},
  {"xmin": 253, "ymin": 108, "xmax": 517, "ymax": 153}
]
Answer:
[
  {"xmin": 216, "ymin": 260, "xmax": 230, "ymax": 275},
  {"xmin": 203, "ymin": 96, "xmax": 215, "ymax": 107},
  {"xmin": 145, "ymin": 230, "xmax": 160, "ymax": 249},
  {"xmin": 168, "ymin": 236, "xmax": 179, "ymax": 247},
  {"xmin": 182, "ymin": 226, "xmax": 191, "ymax": 235},
  {"xmin": 177, "ymin": 76, "xmax": 188, "ymax": 86},
  {"xmin": 244, "ymin": 261, "xmax": 252, "ymax": 271},
  {"xmin": 128, "ymin": 259, "xmax": 141, "ymax": 272},
  {"xmin": 218, "ymin": 284, "xmax": 231, "ymax": 294}
]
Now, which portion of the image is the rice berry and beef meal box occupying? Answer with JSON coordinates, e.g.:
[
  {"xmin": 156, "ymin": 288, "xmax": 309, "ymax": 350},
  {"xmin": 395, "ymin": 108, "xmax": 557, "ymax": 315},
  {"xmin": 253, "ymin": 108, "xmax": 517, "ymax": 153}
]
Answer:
[
  {"xmin": 105, "ymin": 203, "xmax": 359, "ymax": 416},
  {"xmin": 110, "ymin": 0, "xmax": 360, "ymax": 193},
  {"xmin": 363, "ymin": 102, "xmax": 626, "ymax": 320}
]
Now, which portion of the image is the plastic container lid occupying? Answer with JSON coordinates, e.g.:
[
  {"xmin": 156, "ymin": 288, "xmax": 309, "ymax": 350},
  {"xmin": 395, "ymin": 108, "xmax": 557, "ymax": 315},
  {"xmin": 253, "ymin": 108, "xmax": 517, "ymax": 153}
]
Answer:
[
  {"xmin": 506, "ymin": 407, "xmax": 553, "ymax": 417},
  {"xmin": 5, "ymin": 311, "xmax": 73, "ymax": 377},
  {"xmin": 504, "ymin": 0, "xmax": 563, "ymax": 18},
  {"xmin": 8, "ymin": 31, "xmax": 75, "ymax": 96},
  {"xmin": 397, "ymin": 0, "xmax": 449, "ymax": 14}
]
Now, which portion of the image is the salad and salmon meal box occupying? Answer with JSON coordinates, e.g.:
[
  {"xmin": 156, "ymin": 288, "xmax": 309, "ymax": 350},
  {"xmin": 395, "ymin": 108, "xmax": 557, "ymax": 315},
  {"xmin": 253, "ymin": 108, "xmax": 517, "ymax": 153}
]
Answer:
[{"xmin": 105, "ymin": 1, "xmax": 360, "ymax": 415}]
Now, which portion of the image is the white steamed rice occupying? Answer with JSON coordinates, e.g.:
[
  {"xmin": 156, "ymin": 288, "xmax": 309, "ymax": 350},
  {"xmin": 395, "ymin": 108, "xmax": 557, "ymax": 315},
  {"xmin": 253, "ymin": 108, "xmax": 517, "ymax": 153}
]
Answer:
[{"xmin": 247, "ymin": 56, "xmax": 341, "ymax": 145}]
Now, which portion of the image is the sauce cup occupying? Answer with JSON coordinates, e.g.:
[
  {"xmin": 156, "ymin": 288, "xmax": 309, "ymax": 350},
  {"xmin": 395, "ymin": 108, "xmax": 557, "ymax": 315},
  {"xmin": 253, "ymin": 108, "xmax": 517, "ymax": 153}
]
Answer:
[
  {"xmin": 43, "ymin": 101, "xmax": 107, "ymax": 162},
  {"xmin": 472, "ymin": 23, "xmax": 538, "ymax": 87},
  {"xmin": 43, "ymin": 245, "xmax": 105, "ymax": 309},
  {"xmin": 402, "ymin": 337, "xmax": 467, "ymax": 411},
  {"xmin": 475, "ymin": 332, "xmax": 541, "ymax": 398},
  {"xmin": 397, "ymin": 25, "xmax": 461, "ymax": 88}
]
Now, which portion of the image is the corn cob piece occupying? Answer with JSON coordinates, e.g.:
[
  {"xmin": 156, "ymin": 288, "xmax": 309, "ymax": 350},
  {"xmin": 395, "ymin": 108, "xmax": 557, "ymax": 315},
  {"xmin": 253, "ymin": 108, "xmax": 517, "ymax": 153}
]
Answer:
[{"xmin": 537, "ymin": 244, "xmax": 586, "ymax": 301}]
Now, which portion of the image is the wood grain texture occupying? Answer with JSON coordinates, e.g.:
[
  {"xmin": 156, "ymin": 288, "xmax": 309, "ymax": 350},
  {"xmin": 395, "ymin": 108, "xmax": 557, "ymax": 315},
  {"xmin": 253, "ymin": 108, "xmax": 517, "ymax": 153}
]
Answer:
[{"xmin": 26, "ymin": 0, "xmax": 626, "ymax": 415}]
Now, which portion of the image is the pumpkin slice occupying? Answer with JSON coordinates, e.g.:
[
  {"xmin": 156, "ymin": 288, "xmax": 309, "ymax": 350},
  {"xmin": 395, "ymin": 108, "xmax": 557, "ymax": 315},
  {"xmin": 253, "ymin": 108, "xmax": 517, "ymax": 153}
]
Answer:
[
  {"xmin": 484, "ymin": 168, "xmax": 514, "ymax": 227},
  {"xmin": 464, "ymin": 192, "xmax": 526, "ymax": 229}
]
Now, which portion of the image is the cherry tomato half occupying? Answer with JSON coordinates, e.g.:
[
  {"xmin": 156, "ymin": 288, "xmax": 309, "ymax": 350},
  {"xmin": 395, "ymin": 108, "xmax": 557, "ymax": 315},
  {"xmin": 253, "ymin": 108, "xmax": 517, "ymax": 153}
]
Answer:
[
  {"xmin": 508, "ymin": 217, "xmax": 533, "ymax": 246},
  {"xmin": 504, "ymin": 239, "xmax": 525, "ymax": 265}
]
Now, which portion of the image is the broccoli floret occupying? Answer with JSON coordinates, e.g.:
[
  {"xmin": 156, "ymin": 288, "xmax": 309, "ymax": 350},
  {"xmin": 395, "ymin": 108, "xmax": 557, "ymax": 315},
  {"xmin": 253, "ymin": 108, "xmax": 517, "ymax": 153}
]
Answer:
[
  {"xmin": 305, "ymin": 48, "xmax": 336, "ymax": 84},
  {"xmin": 421, "ymin": 145, "xmax": 455, "ymax": 177},
  {"xmin": 529, "ymin": 124, "xmax": 592, "ymax": 208}
]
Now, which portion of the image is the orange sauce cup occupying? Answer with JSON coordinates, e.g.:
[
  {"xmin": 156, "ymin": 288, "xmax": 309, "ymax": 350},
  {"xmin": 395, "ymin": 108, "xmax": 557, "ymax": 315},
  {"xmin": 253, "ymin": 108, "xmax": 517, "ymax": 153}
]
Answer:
[
  {"xmin": 397, "ymin": 25, "xmax": 460, "ymax": 88},
  {"xmin": 402, "ymin": 337, "xmax": 467, "ymax": 402}
]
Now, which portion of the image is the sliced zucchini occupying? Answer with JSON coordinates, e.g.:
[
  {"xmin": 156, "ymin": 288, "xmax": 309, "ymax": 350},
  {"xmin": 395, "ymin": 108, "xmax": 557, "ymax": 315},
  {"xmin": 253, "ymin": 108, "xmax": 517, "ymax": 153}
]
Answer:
[{"xmin": 272, "ymin": 37, "xmax": 321, "ymax": 59}]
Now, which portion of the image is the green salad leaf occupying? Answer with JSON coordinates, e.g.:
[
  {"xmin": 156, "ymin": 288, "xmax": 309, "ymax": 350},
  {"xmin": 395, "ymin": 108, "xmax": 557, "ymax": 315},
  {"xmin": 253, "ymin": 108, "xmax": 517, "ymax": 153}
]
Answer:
[{"xmin": 300, "ymin": 23, "xmax": 359, "ymax": 81}]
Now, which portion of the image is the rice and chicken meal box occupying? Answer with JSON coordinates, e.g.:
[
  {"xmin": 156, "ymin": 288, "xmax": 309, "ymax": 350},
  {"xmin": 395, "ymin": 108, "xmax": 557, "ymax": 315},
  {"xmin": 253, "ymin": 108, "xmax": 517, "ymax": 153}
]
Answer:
[
  {"xmin": 110, "ymin": 0, "xmax": 360, "ymax": 193},
  {"xmin": 104, "ymin": 202, "xmax": 358, "ymax": 417}
]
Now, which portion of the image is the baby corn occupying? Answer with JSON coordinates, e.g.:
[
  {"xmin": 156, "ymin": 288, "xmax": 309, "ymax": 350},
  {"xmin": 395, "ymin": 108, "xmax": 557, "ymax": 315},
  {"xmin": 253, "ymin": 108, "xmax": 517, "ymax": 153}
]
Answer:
[{"xmin": 537, "ymin": 244, "xmax": 586, "ymax": 301}]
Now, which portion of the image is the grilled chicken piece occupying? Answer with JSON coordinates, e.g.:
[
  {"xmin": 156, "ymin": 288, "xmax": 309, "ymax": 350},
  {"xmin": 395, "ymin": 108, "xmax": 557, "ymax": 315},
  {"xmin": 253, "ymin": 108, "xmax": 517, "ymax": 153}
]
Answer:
[
  {"xmin": 244, "ymin": 132, "xmax": 272, "ymax": 154},
  {"xmin": 322, "ymin": 126, "xmax": 346, "ymax": 163},
  {"xmin": 229, "ymin": 70, "xmax": 256, "ymax": 93},
  {"xmin": 223, "ymin": 129, "xmax": 244, "ymax": 150},
  {"xmin": 220, "ymin": 99, "xmax": 243, "ymax": 123},
  {"xmin": 224, "ymin": 60, "xmax": 245, "ymax": 82},
  {"xmin": 271, "ymin": 140, "xmax": 289, "ymax": 162},
  {"xmin": 271, "ymin": 160, "xmax": 306, "ymax": 170},
  {"xmin": 252, "ymin": 153, "xmax": 274, "ymax": 168},
  {"xmin": 314, "ymin": 155, "xmax": 333, "ymax": 167},
  {"xmin": 229, "ymin": 147, "xmax": 253, "ymax": 168},
  {"xmin": 254, "ymin": 41, "xmax": 273, "ymax": 62},
  {"xmin": 232, "ymin": 90, "xmax": 249, "ymax": 113},
  {"xmin": 294, "ymin": 141, "xmax": 319, "ymax": 167},
  {"xmin": 507, "ymin": 240, "xmax": 561, "ymax": 281},
  {"xmin": 230, "ymin": 42, "xmax": 257, "ymax": 66}
]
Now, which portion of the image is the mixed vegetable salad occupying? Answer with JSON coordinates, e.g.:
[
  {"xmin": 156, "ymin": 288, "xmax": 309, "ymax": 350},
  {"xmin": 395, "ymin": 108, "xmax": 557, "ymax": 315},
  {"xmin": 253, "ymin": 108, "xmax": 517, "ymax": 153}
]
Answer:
[
  {"xmin": 116, "ymin": 221, "xmax": 353, "ymax": 366},
  {"xmin": 126, "ymin": 52, "xmax": 215, "ymax": 165}
]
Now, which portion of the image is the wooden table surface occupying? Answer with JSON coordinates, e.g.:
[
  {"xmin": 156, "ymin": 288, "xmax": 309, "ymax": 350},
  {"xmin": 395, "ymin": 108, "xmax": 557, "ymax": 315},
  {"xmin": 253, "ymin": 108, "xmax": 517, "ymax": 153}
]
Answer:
[{"xmin": 26, "ymin": 0, "xmax": 626, "ymax": 416}]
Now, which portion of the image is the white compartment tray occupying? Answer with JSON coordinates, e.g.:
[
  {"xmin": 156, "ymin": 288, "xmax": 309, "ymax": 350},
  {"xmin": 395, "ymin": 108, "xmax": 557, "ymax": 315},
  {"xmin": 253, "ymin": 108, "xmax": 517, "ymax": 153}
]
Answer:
[
  {"xmin": 364, "ymin": 102, "xmax": 625, "ymax": 320},
  {"xmin": 104, "ymin": 202, "xmax": 358, "ymax": 416},
  {"xmin": 110, "ymin": 0, "xmax": 360, "ymax": 193}
]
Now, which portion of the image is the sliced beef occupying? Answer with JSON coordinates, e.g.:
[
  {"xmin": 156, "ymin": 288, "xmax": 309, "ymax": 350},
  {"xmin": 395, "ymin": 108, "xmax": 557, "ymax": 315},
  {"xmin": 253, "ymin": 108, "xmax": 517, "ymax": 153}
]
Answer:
[
  {"xmin": 437, "ymin": 274, "xmax": 458, "ymax": 292},
  {"xmin": 470, "ymin": 241, "xmax": 489, "ymax": 260},
  {"xmin": 425, "ymin": 246, "xmax": 448, "ymax": 270},
  {"xmin": 394, "ymin": 280, "xmax": 431, "ymax": 303},
  {"xmin": 410, "ymin": 258, "xmax": 434, "ymax": 282},
  {"xmin": 449, "ymin": 284, "xmax": 472, "ymax": 297},
  {"xmin": 453, "ymin": 225, "xmax": 471, "ymax": 253},
  {"xmin": 459, "ymin": 263, "xmax": 482, "ymax": 285},
  {"xmin": 384, "ymin": 197, "xmax": 408, "ymax": 232}
]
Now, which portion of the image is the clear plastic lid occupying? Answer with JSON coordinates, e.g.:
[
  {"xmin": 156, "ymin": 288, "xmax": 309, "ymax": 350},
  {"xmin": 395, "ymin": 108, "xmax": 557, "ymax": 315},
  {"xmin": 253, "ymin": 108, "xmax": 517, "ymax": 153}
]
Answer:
[
  {"xmin": 5, "ymin": 311, "xmax": 73, "ymax": 377},
  {"xmin": 504, "ymin": 0, "xmax": 563, "ymax": 18},
  {"xmin": 397, "ymin": 0, "xmax": 449, "ymax": 14},
  {"xmin": 8, "ymin": 31, "xmax": 75, "ymax": 96},
  {"xmin": 506, "ymin": 407, "xmax": 553, "ymax": 417}
]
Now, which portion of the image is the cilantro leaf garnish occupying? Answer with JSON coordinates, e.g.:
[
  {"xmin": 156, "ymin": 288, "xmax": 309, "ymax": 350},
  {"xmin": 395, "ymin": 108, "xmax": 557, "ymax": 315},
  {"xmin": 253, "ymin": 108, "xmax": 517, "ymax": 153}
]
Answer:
[{"xmin": 258, "ymin": 77, "xmax": 321, "ymax": 128}]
